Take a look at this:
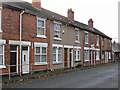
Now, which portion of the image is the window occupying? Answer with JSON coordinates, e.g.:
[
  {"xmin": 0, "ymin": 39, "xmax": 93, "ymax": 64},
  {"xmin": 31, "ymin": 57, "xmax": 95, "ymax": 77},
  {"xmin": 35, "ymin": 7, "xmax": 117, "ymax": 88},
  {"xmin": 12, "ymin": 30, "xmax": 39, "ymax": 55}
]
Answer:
[
  {"xmin": 96, "ymin": 51, "xmax": 99, "ymax": 60},
  {"xmin": 85, "ymin": 32, "xmax": 88, "ymax": 44},
  {"xmin": 54, "ymin": 24, "xmax": 61, "ymax": 38},
  {"xmin": 102, "ymin": 38, "xmax": 104, "ymax": 47},
  {"xmin": 0, "ymin": 45, "xmax": 4, "ymax": 65},
  {"xmin": 35, "ymin": 46, "xmax": 47, "ymax": 65},
  {"xmin": 74, "ymin": 49, "xmax": 80, "ymax": 61},
  {"xmin": 0, "ymin": 7, "xmax": 2, "ymax": 32},
  {"xmin": 109, "ymin": 40, "xmax": 111, "ymax": 48},
  {"xmin": 109, "ymin": 52, "xmax": 111, "ymax": 59},
  {"xmin": 53, "ymin": 47, "xmax": 62, "ymax": 63},
  {"xmin": 102, "ymin": 51, "xmax": 104, "ymax": 60},
  {"xmin": 96, "ymin": 35, "xmax": 99, "ymax": 46},
  {"xmin": 75, "ymin": 30, "xmax": 79, "ymax": 41},
  {"xmin": 37, "ymin": 18, "xmax": 46, "ymax": 37},
  {"xmin": 84, "ymin": 50, "xmax": 89, "ymax": 61}
]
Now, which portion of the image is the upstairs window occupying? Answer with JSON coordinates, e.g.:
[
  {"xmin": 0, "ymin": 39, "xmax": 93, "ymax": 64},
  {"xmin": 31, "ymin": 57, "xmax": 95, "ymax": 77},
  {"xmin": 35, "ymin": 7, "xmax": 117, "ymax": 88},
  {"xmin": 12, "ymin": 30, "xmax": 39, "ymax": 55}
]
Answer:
[
  {"xmin": 54, "ymin": 24, "xmax": 61, "ymax": 38},
  {"xmin": 37, "ymin": 18, "xmax": 46, "ymax": 37},
  {"xmin": 102, "ymin": 38, "xmax": 104, "ymax": 47},
  {"xmin": 75, "ymin": 30, "xmax": 79, "ymax": 41},
  {"xmin": 109, "ymin": 40, "xmax": 111, "ymax": 48},
  {"xmin": 0, "ymin": 7, "xmax": 2, "ymax": 32},
  {"xmin": 96, "ymin": 35, "xmax": 99, "ymax": 46},
  {"xmin": 85, "ymin": 32, "xmax": 88, "ymax": 44},
  {"xmin": 0, "ymin": 45, "xmax": 4, "ymax": 65}
]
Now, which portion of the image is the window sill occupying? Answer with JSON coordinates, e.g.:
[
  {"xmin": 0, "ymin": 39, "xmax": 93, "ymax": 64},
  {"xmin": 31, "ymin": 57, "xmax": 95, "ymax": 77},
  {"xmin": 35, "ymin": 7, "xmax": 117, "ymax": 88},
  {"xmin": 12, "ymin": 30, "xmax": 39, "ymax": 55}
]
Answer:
[
  {"xmin": 37, "ymin": 35, "xmax": 47, "ymax": 39},
  {"xmin": 0, "ymin": 65, "xmax": 6, "ymax": 69},
  {"xmin": 84, "ymin": 60, "xmax": 90, "ymax": 62},
  {"xmin": 75, "ymin": 41, "xmax": 80, "ymax": 44},
  {"xmin": 54, "ymin": 37, "xmax": 62, "ymax": 41},
  {"xmin": 53, "ymin": 62, "xmax": 63, "ymax": 65},
  {"xmin": 34, "ymin": 62, "xmax": 48, "ymax": 66}
]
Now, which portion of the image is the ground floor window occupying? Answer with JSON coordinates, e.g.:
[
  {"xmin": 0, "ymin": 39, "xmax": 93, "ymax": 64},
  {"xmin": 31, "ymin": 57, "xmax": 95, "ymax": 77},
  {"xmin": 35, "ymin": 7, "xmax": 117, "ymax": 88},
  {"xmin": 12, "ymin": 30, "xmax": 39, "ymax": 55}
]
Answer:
[
  {"xmin": 35, "ymin": 46, "xmax": 47, "ymax": 64},
  {"xmin": 102, "ymin": 51, "xmax": 104, "ymax": 60},
  {"xmin": 109, "ymin": 52, "xmax": 111, "ymax": 59},
  {"xmin": 53, "ymin": 47, "xmax": 62, "ymax": 63},
  {"xmin": 84, "ymin": 50, "xmax": 89, "ymax": 61},
  {"xmin": 96, "ymin": 51, "xmax": 100, "ymax": 60},
  {"xmin": 0, "ymin": 45, "xmax": 4, "ymax": 65},
  {"xmin": 74, "ymin": 49, "xmax": 80, "ymax": 61}
]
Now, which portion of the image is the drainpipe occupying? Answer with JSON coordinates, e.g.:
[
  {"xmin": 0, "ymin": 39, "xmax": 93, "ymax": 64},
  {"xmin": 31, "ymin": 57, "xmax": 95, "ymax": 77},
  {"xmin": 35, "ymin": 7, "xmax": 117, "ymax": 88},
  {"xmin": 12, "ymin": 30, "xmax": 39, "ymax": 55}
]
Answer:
[{"xmin": 20, "ymin": 11, "xmax": 25, "ymax": 76}]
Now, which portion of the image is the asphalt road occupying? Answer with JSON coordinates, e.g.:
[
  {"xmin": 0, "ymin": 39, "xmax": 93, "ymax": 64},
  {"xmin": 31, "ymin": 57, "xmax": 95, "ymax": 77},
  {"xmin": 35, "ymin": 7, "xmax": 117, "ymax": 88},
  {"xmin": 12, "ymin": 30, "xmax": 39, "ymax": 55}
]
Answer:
[{"xmin": 3, "ymin": 63, "xmax": 118, "ymax": 88}]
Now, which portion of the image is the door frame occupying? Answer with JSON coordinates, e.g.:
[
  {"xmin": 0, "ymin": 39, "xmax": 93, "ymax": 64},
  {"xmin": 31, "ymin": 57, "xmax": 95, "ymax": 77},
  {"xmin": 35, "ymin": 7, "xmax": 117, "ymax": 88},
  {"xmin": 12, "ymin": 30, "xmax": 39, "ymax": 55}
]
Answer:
[
  {"xmin": 22, "ymin": 46, "xmax": 29, "ymax": 74},
  {"xmin": 69, "ymin": 48, "xmax": 73, "ymax": 67},
  {"xmin": 10, "ymin": 46, "xmax": 18, "ymax": 73}
]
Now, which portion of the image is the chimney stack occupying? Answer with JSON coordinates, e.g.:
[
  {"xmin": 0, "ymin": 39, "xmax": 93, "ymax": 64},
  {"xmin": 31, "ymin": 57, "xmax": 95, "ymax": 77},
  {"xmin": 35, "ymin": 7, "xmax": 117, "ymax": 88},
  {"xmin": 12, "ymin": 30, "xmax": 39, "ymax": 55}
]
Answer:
[
  {"xmin": 67, "ymin": 8, "xmax": 74, "ymax": 21},
  {"xmin": 32, "ymin": 0, "xmax": 41, "ymax": 9},
  {"xmin": 88, "ymin": 19, "xmax": 94, "ymax": 28}
]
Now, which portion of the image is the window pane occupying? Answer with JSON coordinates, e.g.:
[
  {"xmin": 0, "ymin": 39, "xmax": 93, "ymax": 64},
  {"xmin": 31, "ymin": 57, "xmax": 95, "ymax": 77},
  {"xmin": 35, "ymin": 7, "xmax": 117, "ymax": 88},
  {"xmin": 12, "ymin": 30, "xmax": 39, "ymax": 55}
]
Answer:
[
  {"xmin": 10, "ymin": 46, "xmax": 17, "ymax": 51},
  {"xmin": 74, "ymin": 51, "xmax": 76, "ymax": 60},
  {"xmin": 78, "ymin": 51, "xmax": 80, "ymax": 60},
  {"xmin": 41, "ymin": 55, "xmax": 46, "ymax": 62},
  {"xmin": 0, "ymin": 45, "xmax": 3, "ymax": 54},
  {"xmin": 53, "ymin": 54, "xmax": 56, "ymax": 61},
  {"xmin": 38, "ymin": 20, "xmax": 44, "ymax": 27},
  {"xmin": 54, "ymin": 31, "xmax": 60, "ymax": 38},
  {"xmin": 35, "ymin": 55, "xmax": 40, "ymax": 62},
  {"xmin": 42, "ymin": 47, "xmax": 46, "ymax": 53},
  {"xmin": 53, "ymin": 48, "xmax": 56, "ymax": 53},
  {"xmin": 0, "ymin": 55, "xmax": 3, "ymax": 65},
  {"xmin": 58, "ymin": 54, "xmax": 61, "ymax": 61},
  {"xmin": 36, "ymin": 47, "xmax": 40, "ymax": 53},
  {"xmin": 38, "ymin": 27, "xmax": 44, "ymax": 35},
  {"xmin": 58, "ymin": 48, "xmax": 61, "ymax": 53},
  {"xmin": 54, "ymin": 24, "xmax": 60, "ymax": 31}
]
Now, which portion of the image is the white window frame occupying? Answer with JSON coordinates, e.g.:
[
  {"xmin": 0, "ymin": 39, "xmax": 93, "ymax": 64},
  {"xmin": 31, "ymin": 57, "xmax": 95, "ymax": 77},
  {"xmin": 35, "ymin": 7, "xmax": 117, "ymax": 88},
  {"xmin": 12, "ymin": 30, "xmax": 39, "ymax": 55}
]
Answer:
[
  {"xmin": 75, "ymin": 29, "xmax": 79, "ymax": 42},
  {"xmin": 0, "ymin": 6, "xmax": 3, "ymax": 32},
  {"xmin": 96, "ymin": 35, "xmax": 99, "ymax": 46},
  {"xmin": 37, "ymin": 17, "xmax": 46, "ymax": 38},
  {"xmin": 84, "ymin": 50, "xmax": 89, "ymax": 61},
  {"xmin": 96, "ymin": 51, "xmax": 100, "ymax": 60},
  {"xmin": 54, "ymin": 23, "xmax": 61, "ymax": 39},
  {"xmin": 53, "ymin": 47, "xmax": 62, "ymax": 63},
  {"xmin": 85, "ymin": 32, "xmax": 89, "ymax": 44},
  {"xmin": 74, "ymin": 49, "xmax": 80, "ymax": 61},
  {"xmin": 34, "ymin": 43, "xmax": 48, "ymax": 65}
]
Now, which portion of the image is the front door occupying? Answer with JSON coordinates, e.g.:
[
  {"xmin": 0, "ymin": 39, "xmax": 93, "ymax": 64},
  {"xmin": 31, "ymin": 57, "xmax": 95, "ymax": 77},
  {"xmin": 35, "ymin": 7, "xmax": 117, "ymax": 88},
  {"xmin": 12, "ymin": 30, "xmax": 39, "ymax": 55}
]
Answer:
[
  {"xmin": 10, "ymin": 52, "xmax": 17, "ymax": 73},
  {"xmin": 22, "ymin": 51, "xmax": 29, "ymax": 74},
  {"xmin": 69, "ymin": 49, "xmax": 73, "ymax": 67},
  {"xmin": 64, "ymin": 48, "xmax": 68, "ymax": 68},
  {"xmin": 91, "ymin": 51, "xmax": 95, "ymax": 65}
]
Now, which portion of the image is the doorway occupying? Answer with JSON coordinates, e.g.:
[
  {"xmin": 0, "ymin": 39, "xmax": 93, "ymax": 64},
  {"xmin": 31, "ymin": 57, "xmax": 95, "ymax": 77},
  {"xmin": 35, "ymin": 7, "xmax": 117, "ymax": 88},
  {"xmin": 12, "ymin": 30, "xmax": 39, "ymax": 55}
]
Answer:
[{"xmin": 64, "ymin": 48, "xmax": 68, "ymax": 68}]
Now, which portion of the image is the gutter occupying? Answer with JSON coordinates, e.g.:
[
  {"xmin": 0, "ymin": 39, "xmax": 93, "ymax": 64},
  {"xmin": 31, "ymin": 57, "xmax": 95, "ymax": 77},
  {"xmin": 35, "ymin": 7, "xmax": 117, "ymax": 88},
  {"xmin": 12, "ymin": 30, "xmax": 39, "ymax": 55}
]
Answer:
[{"xmin": 20, "ymin": 10, "xmax": 25, "ymax": 76}]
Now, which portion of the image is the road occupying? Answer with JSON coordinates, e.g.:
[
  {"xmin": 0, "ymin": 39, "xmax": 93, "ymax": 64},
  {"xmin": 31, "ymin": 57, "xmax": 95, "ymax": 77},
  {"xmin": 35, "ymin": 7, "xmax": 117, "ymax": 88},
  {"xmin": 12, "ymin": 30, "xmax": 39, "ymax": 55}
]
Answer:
[{"xmin": 3, "ymin": 63, "xmax": 118, "ymax": 88}]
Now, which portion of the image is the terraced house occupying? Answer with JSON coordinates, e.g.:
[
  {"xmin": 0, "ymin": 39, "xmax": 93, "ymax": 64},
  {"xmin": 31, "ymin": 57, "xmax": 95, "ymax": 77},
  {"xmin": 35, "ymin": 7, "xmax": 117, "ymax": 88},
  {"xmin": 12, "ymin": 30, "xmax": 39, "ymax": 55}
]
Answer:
[{"xmin": 0, "ymin": 0, "xmax": 112, "ymax": 75}]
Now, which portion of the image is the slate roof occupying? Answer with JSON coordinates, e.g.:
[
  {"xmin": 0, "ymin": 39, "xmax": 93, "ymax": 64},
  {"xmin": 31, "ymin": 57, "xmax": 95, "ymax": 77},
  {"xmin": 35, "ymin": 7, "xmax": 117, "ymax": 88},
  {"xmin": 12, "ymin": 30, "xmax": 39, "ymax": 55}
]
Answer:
[
  {"xmin": 1, "ymin": 1, "xmax": 111, "ymax": 39},
  {"xmin": 113, "ymin": 43, "xmax": 120, "ymax": 52}
]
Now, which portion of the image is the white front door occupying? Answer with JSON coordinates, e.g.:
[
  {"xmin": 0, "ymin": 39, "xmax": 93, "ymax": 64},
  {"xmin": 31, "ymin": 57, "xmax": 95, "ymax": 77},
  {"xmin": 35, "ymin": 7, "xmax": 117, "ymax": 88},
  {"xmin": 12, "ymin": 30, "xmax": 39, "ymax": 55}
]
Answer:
[{"xmin": 22, "ymin": 51, "xmax": 29, "ymax": 74}]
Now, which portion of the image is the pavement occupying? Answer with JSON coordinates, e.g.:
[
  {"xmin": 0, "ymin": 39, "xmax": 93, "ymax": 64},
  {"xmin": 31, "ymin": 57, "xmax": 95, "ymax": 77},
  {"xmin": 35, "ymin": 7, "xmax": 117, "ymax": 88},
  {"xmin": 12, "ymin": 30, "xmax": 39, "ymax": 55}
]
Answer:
[{"xmin": 2, "ymin": 63, "xmax": 118, "ymax": 88}]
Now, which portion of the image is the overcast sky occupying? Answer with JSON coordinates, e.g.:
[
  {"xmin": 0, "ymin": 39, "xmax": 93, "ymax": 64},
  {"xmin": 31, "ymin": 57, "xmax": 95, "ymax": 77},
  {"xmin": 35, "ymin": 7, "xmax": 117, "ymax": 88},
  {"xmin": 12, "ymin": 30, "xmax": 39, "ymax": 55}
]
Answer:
[{"xmin": 24, "ymin": 0, "xmax": 119, "ymax": 42}]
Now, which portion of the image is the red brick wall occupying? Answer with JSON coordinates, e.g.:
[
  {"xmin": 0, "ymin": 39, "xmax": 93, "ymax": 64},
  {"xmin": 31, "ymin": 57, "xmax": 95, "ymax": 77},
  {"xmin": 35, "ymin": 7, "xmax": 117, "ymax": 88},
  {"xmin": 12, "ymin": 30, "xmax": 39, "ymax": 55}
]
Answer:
[{"xmin": 1, "ymin": 7, "xmax": 50, "ymax": 74}]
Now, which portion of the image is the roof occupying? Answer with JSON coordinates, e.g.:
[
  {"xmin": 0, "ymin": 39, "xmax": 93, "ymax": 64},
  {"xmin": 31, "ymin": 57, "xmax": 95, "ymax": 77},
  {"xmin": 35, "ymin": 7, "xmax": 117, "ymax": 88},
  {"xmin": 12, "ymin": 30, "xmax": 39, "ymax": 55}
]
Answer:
[
  {"xmin": 1, "ymin": 2, "xmax": 112, "ymax": 39},
  {"xmin": 112, "ymin": 43, "xmax": 120, "ymax": 52}
]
